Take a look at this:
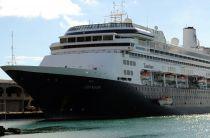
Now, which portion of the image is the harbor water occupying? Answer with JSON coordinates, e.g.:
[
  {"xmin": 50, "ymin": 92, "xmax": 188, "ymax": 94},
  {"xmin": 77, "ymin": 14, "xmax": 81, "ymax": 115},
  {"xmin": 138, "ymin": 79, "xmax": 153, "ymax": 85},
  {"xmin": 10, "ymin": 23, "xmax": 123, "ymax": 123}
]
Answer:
[{"xmin": 1, "ymin": 114, "xmax": 210, "ymax": 138}]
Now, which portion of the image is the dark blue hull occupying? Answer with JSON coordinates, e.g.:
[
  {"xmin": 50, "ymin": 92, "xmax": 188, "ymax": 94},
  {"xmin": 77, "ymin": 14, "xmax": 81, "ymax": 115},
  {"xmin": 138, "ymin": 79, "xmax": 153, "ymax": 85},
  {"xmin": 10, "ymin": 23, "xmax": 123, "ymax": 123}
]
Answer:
[{"xmin": 2, "ymin": 66, "xmax": 210, "ymax": 119}]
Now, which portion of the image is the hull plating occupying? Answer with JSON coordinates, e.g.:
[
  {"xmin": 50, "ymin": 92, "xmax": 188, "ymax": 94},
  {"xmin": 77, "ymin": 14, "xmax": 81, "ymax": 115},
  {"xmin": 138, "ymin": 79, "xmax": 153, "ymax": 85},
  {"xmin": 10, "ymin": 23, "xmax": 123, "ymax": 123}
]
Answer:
[{"xmin": 2, "ymin": 66, "xmax": 210, "ymax": 119}]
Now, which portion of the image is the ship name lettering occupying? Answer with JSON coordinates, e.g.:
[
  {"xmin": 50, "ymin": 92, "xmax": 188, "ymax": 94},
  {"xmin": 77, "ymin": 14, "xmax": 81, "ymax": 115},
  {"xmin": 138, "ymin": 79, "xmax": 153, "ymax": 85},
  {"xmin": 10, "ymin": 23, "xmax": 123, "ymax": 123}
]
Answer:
[
  {"xmin": 144, "ymin": 63, "xmax": 154, "ymax": 69},
  {"xmin": 84, "ymin": 85, "xmax": 101, "ymax": 90}
]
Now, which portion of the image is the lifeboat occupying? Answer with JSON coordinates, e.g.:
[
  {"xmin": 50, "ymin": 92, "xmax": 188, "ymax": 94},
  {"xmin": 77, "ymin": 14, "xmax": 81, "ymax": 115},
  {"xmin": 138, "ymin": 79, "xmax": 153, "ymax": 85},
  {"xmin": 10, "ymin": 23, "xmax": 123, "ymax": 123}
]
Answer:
[
  {"xmin": 177, "ymin": 75, "xmax": 187, "ymax": 82},
  {"xmin": 197, "ymin": 77, "xmax": 206, "ymax": 84},
  {"xmin": 165, "ymin": 73, "xmax": 175, "ymax": 81},
  {"xmin": 141, "ymin": 70, "xmax": 151, "ymax": 79}
]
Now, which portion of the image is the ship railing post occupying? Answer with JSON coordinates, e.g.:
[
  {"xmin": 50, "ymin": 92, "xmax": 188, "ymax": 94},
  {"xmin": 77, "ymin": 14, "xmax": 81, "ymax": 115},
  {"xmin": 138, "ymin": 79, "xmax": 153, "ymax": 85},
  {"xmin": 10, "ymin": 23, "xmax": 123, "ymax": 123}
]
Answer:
[
  {"xmin": 205, "ymin": 78, "xmax": 207, "ymax": 90},
  {"xmin": 21, "ymin": 87, "xmax": 25, "ymax": 113},
  {"xmin": 186, "ymin": 76, "xmax": 189, "ymax": 88},
  {"xmin": 163, "ymin": 73, "xmax": 166, "ymax": 87},
  {"xmin": 151, "ymin": 71, "xmax": 153, "ymax": 86},
  {"xmin": 2, "ymin": 87, "xmax": 6, "ymax": 120},
  {"xmin": 175, "ymin": 75, "xmax": 178, "ymax": 88},
  {"xmin": 4, "ymin": 100, "xmax": 6, "ymax": 121},
  {"xmin": 0, "ymin": 102, "xmax": 6, "ymax": 121}
]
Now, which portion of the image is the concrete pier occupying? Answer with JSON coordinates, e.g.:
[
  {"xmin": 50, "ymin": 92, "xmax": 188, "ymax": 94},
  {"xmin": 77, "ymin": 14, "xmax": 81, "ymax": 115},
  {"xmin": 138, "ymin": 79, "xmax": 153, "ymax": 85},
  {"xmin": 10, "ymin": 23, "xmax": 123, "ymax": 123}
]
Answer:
[{"xmin": 0, "ymin": 79, "xmax": 43, "ymax": 119}]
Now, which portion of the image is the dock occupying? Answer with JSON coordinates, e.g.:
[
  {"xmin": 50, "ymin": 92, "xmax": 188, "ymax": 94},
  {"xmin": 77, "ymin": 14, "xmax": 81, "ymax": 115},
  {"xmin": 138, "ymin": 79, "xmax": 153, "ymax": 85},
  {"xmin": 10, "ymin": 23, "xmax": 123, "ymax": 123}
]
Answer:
[{"xmin": 0, "ymin": 79, "xmax": 44, "ymax": 119}]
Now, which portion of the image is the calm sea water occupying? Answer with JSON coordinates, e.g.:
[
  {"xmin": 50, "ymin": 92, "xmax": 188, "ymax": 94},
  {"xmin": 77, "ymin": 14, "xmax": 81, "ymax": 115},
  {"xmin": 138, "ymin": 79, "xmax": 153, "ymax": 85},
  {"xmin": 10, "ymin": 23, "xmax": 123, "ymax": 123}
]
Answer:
[{"xmin": 1, "ymin": 114, "xmax": 210, "ymax": 138}]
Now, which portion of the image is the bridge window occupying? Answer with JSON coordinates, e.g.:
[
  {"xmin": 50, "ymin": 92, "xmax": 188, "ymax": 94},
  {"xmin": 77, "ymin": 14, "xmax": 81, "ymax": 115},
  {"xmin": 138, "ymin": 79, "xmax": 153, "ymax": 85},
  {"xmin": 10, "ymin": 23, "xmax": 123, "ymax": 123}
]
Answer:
[
  {"xmin": 85, "ymin": 36, "xmax": 91, "ymax": 41},
  {"xmin": 93, "ymin": 36, "xmax": 102, "ymax": 41},
  {"xmin": 103, "ymin": 35, "xmax": 113, "ymax": 41},
  {"xmin": 68, "ymin": 37, "xmax": 76, "ymax": 43},
  {"xmin": 60, "ymin": 38, "xmax": 67, "ymax": 43},
  {"xmin": 77, "ymin": 37, "xmax": 85, "ymax": 42}
]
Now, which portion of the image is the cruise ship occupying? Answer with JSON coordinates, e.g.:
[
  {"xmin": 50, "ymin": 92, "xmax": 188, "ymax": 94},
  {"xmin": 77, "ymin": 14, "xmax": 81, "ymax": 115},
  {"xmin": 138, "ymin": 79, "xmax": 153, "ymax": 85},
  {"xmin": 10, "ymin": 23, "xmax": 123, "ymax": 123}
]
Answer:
[{"xmin": 2, "ymin": 8, "xmax": 210, "ymax": 119}]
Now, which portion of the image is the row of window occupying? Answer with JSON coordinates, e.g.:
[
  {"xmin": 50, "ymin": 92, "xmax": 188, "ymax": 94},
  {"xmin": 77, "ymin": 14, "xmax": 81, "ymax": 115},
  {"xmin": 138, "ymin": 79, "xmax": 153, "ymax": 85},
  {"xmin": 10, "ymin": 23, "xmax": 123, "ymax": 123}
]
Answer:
[
  {"xmin": 139, "ymin": 87, "xmax": 210, "ymax": 101},
  {"xmin": 150, "ymin": 49, "xmax": 210, "ymax": 64},
  {"xmin": 145, "ymin": 94, "xmax": 208, "ymax": 103},
  {"xmin": 124, "ymin": 70, "xmax": 134, "ymax": 76},
  {"xmin": 66, "ymin": 29, "xmax": 139, "ymax": 36},
  {"xmin": 60, "ymin": 35, "xmax": 113, "ymax": 43},
  {"xmin": 51, "ymin": 43, "xmax": 131, "ymax": 50},
  {"xmin": 146, "ymin": 40, "xmax": 210, "ymax": 61},
  {"xmin": 139, "ymin": 86, "xmax": 209, "ymax": 93},
  {"xmin": 123, "ymin": 60, "xmax": 136, "ymax": 66},
  {"xmin": 68, "ymin": 23, "xmax": 134, "ymax": 31},
  {"xmin": 0, "ymin": 87, "xmax": 22, "ymax": 97},
  {"xmin": 128, "ymin": 52, "xmax": 210, "ymax": 70},
  {"xmin": 117, "ymin": 77, "xmax": 132, "ymax": 81}
]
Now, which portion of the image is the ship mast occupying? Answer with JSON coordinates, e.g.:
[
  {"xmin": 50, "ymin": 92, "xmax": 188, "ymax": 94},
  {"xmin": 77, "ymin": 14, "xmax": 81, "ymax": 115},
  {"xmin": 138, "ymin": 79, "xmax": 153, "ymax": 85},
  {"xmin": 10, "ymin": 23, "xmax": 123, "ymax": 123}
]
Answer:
[
  {"xmin": 11, "ymin": 31, "xmax": 16, "ymax": 65},
  {"xmin": 109, "ymin": 1, "xmax": 127, "ymax": 23}
]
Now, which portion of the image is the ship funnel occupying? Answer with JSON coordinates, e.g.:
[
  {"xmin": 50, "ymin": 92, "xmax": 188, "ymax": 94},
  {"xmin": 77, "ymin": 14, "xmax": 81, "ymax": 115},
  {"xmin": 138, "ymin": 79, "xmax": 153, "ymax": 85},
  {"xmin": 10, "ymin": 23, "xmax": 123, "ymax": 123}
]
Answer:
[{"xmin": 183, "ymin": 27, "xmax": 198, "ymax": 48}]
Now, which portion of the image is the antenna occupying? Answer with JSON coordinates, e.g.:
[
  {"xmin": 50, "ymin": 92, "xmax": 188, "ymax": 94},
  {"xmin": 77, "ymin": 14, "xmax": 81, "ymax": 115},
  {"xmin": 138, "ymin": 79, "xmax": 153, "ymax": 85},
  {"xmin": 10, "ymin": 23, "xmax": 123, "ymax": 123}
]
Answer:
[
  {"xmin": 109, "ymin": 1, "xmax": 127, "ymax": 23},
  {"xmin": 11, "ymin": 31, "xmax": 16, "ymax": 65}
]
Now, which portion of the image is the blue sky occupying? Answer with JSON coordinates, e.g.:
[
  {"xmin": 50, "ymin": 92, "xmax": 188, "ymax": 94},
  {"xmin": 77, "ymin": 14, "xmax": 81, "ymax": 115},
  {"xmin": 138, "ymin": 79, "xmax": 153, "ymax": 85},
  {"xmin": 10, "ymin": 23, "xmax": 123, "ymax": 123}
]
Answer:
[{"xmin": 1, "ymin": 0, "xmax": 210, "ymax": 79}]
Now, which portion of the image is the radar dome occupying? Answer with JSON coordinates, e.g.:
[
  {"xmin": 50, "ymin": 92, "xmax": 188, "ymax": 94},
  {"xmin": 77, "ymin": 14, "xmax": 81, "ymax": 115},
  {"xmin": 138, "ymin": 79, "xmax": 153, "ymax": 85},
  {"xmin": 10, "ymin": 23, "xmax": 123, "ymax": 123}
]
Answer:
[
  {"xmin": 171, "ymin": 38, "xmax": 179, "ymax": 46},
  {"xmin": 124, "ymin": 17, "xmax": 132, "ymax": 23},
  {"xmin": 154, "ymin": 26, "xmax": 158, "ymax": 30}
]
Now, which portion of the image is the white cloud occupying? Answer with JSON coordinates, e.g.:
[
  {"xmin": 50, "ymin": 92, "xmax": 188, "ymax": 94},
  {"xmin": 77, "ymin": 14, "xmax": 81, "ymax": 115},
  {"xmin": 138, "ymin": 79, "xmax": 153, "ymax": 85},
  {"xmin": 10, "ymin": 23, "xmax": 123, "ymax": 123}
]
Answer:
[
  {"xmin": 59, "ymin": 22, "xmax": 67, "ymax": 29},
  {"xmin": 59, "ymin": 16, "xmax": 88, "ymax": 30},
  {"xmin": 0, "ymin": 0, "xmax": 81, "ymax": 20},
  {"xmin": 0, "ymin": 0, "xmax": 90, "ymax": 28},
  {"xmin": 63, "ymin": 15, "xmax": 88, "ymax": 27},
  {"xmin": 81, "ymin": 0, "xmax": 98, "ymax": 5},
  {"xmin": 132, "ymin": 0, "xmax": 138, "ymax": 4}
]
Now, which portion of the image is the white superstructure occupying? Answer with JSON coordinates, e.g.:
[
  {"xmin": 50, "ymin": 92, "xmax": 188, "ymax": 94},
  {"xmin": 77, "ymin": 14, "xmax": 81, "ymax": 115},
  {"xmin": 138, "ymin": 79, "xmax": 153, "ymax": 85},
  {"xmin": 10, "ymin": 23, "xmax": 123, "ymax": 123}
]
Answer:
[{"xmin": 39, "ymin": 18, "xmax": 210, "ymax": 91}]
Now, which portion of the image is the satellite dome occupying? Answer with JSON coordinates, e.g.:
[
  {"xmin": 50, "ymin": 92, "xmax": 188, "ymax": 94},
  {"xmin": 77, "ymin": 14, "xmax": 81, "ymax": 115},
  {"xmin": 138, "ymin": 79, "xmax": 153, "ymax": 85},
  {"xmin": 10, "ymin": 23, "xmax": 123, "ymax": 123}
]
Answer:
[
  {"xmin": 124, "ymin": 17, "xmax": 132, "ymax": 23},
  {"xmin": 171, "ymin": 38, "xmax": 179, "ymax": 46}
]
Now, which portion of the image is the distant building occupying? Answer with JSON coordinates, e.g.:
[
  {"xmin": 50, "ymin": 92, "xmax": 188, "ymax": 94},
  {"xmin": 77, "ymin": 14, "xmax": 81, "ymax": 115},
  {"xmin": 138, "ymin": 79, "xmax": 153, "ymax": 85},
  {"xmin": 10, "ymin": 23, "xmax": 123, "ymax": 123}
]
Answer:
[{"xmin": 0, "ymin": 79, "xmax": 33, "ymax": 113}]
